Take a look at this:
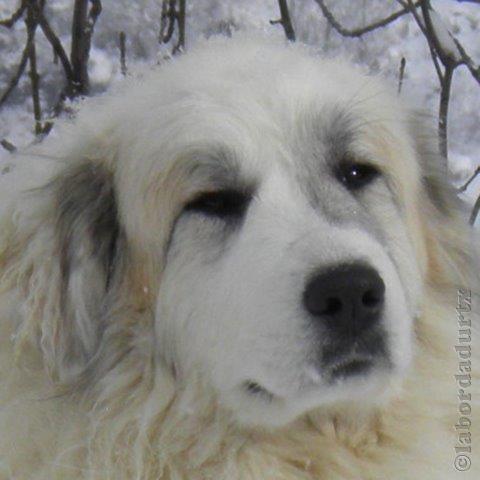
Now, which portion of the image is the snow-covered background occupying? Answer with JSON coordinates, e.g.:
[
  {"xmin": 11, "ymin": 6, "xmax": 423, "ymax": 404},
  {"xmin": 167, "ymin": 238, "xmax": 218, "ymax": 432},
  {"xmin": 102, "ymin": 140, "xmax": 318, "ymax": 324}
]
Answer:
[{"xmin": 0, "ymin": 0, "xmax": 479, "ymax": 217}]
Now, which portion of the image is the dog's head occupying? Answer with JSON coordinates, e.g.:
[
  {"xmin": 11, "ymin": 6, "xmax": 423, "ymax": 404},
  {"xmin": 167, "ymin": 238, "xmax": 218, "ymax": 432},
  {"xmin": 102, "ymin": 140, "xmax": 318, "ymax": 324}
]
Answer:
[{"xmin": 3, "ymin": 37, "xmax": 474, "ymax": 427}]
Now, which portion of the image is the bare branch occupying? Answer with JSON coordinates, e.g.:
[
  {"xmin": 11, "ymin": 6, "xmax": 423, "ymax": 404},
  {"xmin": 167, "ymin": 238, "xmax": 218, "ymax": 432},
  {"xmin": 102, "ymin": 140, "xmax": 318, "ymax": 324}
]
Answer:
[
  {"xmin": 172, "ymin": 0, "xmax": 186, "ymax": 55},
  {"xmin": 459, "ymin": 166, "xmax": 480, "ymax": 193},
  {"xmin": 119, "ymin": 31, "xmax": 127, "ymax": 76},
  {"xmin": 159, "ymin": 0, "xmax": 186, "ymax": 55},
  {"xmin": 397, "ymin": 0, "xmax": 443, "ymax": 83},
  {"xmin": 270, "ymin": 0, "xmax": 296, "ymax": 42},
  {"xmin": 401, "ymin": 0, "xmax": 480, "ymax": 86},
  {"xmin": 398, "ymin": 57, "xmax": 406, "ymax": 94},
  {"xmin": 420, "ymin": 0, "xmax": 460, "ymax": 67},
  {"xmin": 36, "ymin": 9, "xmax": 74, "ymax": 86},
  {"xmin": 159, "ymin": 0, "xmax": 176, "ymax": 44},
  {"xmin": 314, "ymin": 0, "xmax": 420, "ymax": 38},
  {"xmin": 452, "ymin": 38, "xmax": 480, "ymax": 86},
  {"xmin": 469, "ymin": 194, "xmax": 480, "ymax": 225},
  {"xmin": 438, "ymin": 64, "xmax": 453, "ymax": 160},
  {"xmin": 70, "ymin": 0, "xmax": 102, "ymax": 96},
  {"xmin": 0, "ymin": 1, "xmax": 39, "ymax": 110},
  {"xmin": 25, "ymin": 2, "xmax": 43, "ymax": 135},
  {"xmin": 400, "ymin": 0, "xmax": 480, "ymax": 166},
  {"xmin": 398, "ymin": 0, "xmax": 455, "ymax": 165},
  {"xmin": 1, "ymin": 139, "xmax": 17, "ymax": 153},
  {"xmin": 0, "ymin": 37, "xmax": 31, "ymax": 108},
  {"xmin": 0, "ymin": 1, "xmax": 26, "ymax": 28}
]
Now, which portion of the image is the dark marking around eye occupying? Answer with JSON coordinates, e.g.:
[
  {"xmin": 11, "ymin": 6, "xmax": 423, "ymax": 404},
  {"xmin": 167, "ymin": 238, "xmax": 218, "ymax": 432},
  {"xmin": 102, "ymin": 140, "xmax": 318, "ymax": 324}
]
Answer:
[
  {"xmin": 337, "ymin": 161, "xmax": 380, "ymax": 191},
  {"xmin": 185, "ymin": 189, "xmax": 250, "ymax": 219}
]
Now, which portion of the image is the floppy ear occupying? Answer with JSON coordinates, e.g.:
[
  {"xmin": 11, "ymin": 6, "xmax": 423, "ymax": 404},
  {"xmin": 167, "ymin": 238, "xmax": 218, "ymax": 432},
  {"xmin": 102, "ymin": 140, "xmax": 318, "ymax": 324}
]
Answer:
[
  {"xmin": 52, "ymin": 162, "xmax": 123, "ymax": 378},
  {"xmin": 408, "ymin": 112, "xmax": 478, "ymax": 288},
  {"xmin": 1, "ymin": 159, "xmax": 124, "ymax": 383}
]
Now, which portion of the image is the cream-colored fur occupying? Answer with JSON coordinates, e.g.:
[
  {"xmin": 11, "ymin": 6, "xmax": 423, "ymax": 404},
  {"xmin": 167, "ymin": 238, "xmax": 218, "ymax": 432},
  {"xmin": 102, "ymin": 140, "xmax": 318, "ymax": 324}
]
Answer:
[{"xmin": 0, "ymin": 35, "xmax": 478, "ymax": 479}]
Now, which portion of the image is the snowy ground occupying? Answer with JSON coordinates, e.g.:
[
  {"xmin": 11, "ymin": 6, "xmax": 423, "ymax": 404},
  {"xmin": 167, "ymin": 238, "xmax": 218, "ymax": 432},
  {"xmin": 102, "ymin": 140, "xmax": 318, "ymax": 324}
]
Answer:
[{"xmin": 0, "ymin": 0, "xmax": 479, "ymax": 216}]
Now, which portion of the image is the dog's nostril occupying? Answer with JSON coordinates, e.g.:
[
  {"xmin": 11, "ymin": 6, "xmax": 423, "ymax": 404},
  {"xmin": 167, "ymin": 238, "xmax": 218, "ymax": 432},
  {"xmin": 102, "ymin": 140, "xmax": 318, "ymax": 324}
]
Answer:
[
  {"xmin": 303, "ymin": 263, "xmax": 385, "ymax": 337},
  {"xmin": 322, "ymin": 297, "xmax": 343, "ymax": 316},
  {"xmin": 362, "ymin": 289, "xmax": 382, "ymax": 308}
]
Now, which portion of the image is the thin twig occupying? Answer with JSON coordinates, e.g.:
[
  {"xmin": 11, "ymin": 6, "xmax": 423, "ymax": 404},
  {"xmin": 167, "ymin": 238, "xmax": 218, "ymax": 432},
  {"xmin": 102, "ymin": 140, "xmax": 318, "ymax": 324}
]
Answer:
[
  {"xmin": 0, "ymin": 139, "xmax": 17, "ymax": 153},
  {"xmin": 172, "ymin": 0, "xmax": 185, "ymax": 55},
  {"xmin": 469, "ymin": 195, "xmax": 480, "ymax": 225},
  {"xmin": 452, "ymin": 38, "xmax": 480, "ymax": 86},
  {"xmin": 25, "ymin": 2, "xmax": 43, "ymax": 135},
  {"xmin": 119, "ymin": 31, "xmax": 127, "ymax": 76},
  {"xmin": 314, "ymin": 0, "xmax": 420, "ymax": 38},
  {"xmin": 0, "ymin": 1, "xmax": 40, "ymax": 110},
  {"xmin": 0, "ymin": 0, "xmax": 26, "ymax": 28},
  {"xmin": 398, "ymin": 57, "xmax": 406, "ymax": 94},
  {"xmin": 438, "ymin": 63, "xmax": 453, "ymax": 160},
  {"xmin": 270, "ymin": 0, "xmax": 296, "ymax": 42},
  {"xmin": 397, "ymin": 0, "xmax": 444, "ymax": 83},
  {"xmin": 159, "ymin": 0, "xmax": 186, "ymax": 55},
  {"xmin": 420, "ymin": 0, "xmax": 460, "ymax": 67},
  {"xmin": 35, "ymin": 7, "xmax": 74, "ymax": 87},
  {"xmin": 0, "ymin": 37, "xmax": 32, "ymax": 108},
  {"xmin": 159, "ymin": 0, "xmax": 176, "ymax": 44},
  {"xmin": 459, "ymin": 166, "xmax": 480, "ymax": 193}
]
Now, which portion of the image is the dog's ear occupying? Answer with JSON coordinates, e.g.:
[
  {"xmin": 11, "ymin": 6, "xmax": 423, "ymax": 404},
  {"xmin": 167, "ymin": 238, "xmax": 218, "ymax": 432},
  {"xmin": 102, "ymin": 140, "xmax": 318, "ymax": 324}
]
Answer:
[
  {"xmin": 51, "ymin": 162, "xmax": 123, "ymax": 379},
  {"xmin": 408, "ymin": 112, "xmax": 477, "ymax": 287},
  {"xmin": 2, "ymin": 159, "xmax": 125, "ymax": 383}
]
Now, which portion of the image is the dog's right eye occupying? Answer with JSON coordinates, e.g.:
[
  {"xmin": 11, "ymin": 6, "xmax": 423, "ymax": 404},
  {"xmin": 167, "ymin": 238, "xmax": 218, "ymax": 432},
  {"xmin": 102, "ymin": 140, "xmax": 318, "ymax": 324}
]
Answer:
[{"xmin": 185, "ymin": 190, "xmax": 250, "ymax": 219}]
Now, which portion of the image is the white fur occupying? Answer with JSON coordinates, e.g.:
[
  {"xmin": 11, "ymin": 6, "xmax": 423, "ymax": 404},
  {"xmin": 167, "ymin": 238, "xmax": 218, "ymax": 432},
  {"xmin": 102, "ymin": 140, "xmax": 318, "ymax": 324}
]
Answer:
[{"xmin": 0, "ymin": 35, "xmax": 478, "ymax": 479}]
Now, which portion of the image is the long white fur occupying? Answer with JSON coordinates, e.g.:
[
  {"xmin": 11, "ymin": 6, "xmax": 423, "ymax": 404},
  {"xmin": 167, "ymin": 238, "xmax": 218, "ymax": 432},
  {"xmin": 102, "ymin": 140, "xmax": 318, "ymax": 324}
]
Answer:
[{"xmin": 0, "ymin": 35, "xmax": 478, "ymax": 479}]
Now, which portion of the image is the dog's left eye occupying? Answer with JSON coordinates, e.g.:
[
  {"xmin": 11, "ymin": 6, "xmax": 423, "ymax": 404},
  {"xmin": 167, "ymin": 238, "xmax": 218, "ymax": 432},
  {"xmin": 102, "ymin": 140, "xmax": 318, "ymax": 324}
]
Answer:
[
  {"xmin": 185, "ymin": 190, "xmax": 250, "ymax": 218},
  {"xmin": 338, "ymin": 162, "xmax": 380, "ymax": 190}
]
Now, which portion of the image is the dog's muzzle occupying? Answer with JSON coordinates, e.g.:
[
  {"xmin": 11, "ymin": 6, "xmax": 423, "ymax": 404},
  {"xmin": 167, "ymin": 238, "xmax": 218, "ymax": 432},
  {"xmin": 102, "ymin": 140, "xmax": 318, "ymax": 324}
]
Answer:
[{"xmin": 303, "ymin": 263, "xmax": 386, "ymax": 378}]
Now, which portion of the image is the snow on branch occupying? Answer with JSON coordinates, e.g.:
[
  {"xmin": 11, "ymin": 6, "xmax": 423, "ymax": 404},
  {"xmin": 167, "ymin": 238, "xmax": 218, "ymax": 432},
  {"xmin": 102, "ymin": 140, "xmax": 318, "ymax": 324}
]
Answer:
[
  {"xmin": 314, "ymin": 0, "xmax": 479, "ymax": 221},
  {"xmin": 398, "ymin": 0, "xmax": 479, "ymax": 166}
]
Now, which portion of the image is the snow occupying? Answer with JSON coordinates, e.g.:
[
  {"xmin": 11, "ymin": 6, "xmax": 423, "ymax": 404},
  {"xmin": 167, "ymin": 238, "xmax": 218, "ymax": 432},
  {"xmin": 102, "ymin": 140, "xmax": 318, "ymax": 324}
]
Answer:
[
  {"xmin": 429, "ymin": 7, "xmax": 462, "ymax": 62},
  {"xmin": 0, "ymin": 0, "xmax": 479, "ymax": 218},
  {"xmin": 89, "ymin": 47, "xmax": 115, "ymax": 86}
]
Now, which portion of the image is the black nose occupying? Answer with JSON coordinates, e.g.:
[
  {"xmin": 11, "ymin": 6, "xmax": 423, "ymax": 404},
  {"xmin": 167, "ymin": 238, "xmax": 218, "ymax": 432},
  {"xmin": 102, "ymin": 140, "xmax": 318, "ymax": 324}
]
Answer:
[{"xmin": 303, "ymin": 263, "xmax": 385, "ymax": 337}]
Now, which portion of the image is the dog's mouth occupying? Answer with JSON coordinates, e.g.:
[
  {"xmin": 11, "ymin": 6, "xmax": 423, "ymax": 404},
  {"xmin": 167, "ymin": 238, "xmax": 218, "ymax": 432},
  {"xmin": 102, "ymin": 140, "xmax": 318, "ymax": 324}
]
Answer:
[
  {"xmin": 327, "ymin": 358, "xmax": 373, "ymax": 381},
  {"xmin": 243, "ymin": 358, "xmax": 373, "ymax": 401},
  {"xmin": 243, "ymin": 380, "xmax": 275, "ymax": 401}
]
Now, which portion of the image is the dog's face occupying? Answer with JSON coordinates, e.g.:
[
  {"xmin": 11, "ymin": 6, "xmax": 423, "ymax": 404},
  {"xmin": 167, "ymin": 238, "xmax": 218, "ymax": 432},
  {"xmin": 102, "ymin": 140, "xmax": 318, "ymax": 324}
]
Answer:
[
  {"xmin": 16, "ymin": 38, "xmax": 439, "ymax": 429},
  {"xmin": 125, "ymin": 40, "xmax": 427, "ymax": 427}
]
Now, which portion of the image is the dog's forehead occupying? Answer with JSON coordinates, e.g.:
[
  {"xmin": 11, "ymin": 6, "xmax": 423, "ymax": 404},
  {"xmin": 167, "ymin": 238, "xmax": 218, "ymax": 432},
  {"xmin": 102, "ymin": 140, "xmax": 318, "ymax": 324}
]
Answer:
[
  {"xmin": 115, "ymin": 40, "xmax": 417, "ymax": 214},
  {"xmin": 170, "ymin": 104, "xmax": 364, "ymax": 186},
  {"xmin": 156, "ymin": 75, "xmax": 391, "ymax": 176}
]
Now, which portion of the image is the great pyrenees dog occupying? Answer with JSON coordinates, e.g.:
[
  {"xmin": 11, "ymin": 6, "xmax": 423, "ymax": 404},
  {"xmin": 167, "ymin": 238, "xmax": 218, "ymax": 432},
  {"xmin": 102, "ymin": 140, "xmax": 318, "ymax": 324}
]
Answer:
[{"xmin": 0, "ymin": 35, "xmax": 478, "ymax": 479}]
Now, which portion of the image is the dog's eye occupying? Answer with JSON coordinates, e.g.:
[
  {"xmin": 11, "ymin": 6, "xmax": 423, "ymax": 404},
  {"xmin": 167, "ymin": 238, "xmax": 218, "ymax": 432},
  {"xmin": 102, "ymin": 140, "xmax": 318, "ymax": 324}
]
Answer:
[
  {"xmin": 185, "ymin": 190, "xmax": 249, "ymax": 218},
  {"xmin": 338, "ymin": 162, "xmax": 379, "ymax": 190}
]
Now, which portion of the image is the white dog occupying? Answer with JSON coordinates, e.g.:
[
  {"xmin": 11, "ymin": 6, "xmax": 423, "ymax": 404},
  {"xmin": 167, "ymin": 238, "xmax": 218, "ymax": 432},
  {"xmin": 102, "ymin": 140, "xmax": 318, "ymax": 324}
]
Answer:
[{"xmin": 0, "ymin": 35, "xmax": 478, "ymax": 479}]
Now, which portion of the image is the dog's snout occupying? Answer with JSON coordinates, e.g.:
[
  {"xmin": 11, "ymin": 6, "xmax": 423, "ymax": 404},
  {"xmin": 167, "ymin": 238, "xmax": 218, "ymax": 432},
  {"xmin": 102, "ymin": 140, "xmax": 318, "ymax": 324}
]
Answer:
[{"xmin": 303, "ymin": 264, "xmax": 385, "ymax": 337}]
